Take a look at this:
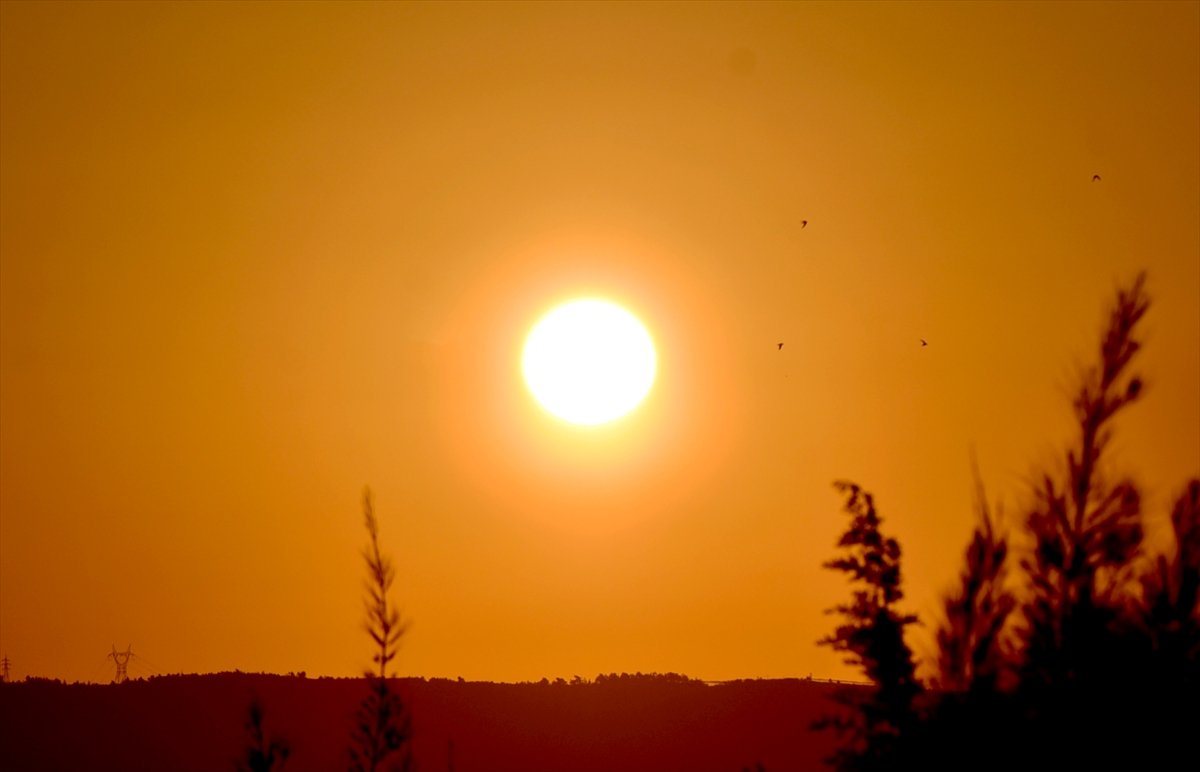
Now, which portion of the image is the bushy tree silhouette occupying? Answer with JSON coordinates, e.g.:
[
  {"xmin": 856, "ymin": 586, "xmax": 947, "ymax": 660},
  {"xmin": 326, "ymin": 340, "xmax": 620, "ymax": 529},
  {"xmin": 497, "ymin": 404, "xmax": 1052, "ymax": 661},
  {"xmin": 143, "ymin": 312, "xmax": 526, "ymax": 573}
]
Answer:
[
  {"xmin": 820, "ymin": 274, "xmax": 1199, "ymax": 768},
  {"xmin": 349, "ymin": 488, "xmax": 413, "ymax": 772},
  {"xmin": 817, "ymin": 482, "xmax": 920, "ymax": 770}
]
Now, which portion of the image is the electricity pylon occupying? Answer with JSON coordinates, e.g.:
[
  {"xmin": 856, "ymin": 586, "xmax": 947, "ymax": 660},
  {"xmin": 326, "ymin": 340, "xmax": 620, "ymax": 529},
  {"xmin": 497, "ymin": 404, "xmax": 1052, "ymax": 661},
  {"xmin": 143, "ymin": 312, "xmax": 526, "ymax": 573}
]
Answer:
[
  {"xmin": 109, "ymin": 645, "xmax": 133, "ymax": 684},
  {"xmin": 1, "ymin": 654, "xmax": 10, "ymax": 683}
]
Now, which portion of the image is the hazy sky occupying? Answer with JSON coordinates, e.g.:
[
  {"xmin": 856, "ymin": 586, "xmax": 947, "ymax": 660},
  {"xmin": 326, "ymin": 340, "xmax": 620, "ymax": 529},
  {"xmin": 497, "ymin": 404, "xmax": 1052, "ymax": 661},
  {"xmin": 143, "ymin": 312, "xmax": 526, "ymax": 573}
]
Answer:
[{"xmin": 2, "ymin": 1, "xmax": 1197, "ymax": 684}]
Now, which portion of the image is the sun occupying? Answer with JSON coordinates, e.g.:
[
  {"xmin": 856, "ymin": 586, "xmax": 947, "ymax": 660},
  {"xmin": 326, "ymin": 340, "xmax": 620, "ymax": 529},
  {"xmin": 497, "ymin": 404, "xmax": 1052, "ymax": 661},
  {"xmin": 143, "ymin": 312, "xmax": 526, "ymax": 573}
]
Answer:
[{"xmin": 522, "ymin": 298, "xmax": 657, "ymax": 426}]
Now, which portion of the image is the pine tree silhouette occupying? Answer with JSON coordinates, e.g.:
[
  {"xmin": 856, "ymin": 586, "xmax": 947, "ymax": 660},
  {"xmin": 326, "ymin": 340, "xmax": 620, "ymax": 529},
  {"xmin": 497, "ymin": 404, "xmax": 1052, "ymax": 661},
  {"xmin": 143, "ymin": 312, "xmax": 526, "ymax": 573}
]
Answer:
[{"xmin": 817, "ymin": 482, "xmax": 920, "ymax": 770}]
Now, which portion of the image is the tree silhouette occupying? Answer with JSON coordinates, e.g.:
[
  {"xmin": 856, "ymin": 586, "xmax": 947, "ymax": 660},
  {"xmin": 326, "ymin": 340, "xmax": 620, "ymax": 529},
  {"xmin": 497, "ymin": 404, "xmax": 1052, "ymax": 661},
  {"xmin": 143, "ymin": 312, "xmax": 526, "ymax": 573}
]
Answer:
[
  {"xmin": 349, "ymin": 488, "xmax": 413, "ymax": 772},
  {"xmin": 236, "ymin": 699, "xmax": 289, "ymax": 772},
  {"xmin": 817, "ymin": 482, "xmax": 920, "ymax": 770},
  {"xmin": 1124, "ymin": 472, "xmax": 1200, "ymax": 763},
  {"xmin": 934, "ymin": 468, "xmax": 1015, "ymax": 694},
  {"xmin": 820, "ymin": 273, "xmax": 1199, "ymax": 768},
  {"xmin": 1137, "ymin": 480, "xmax": 1200, "ymax": 672},
  {"xmin": 1019, "ymin": 274, "xmax": 1149, "ymax": 695}
]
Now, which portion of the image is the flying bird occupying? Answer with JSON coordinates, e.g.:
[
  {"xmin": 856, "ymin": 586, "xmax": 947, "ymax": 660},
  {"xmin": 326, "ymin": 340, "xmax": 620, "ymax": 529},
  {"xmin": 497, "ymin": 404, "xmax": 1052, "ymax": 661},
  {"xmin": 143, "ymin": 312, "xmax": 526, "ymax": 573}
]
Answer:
[
  {"xmin": 920, "ymin": 339, "xmax": 928, "ymax": 347},
  {"xmin": 1092, "ymin": 174, "xmax": 1102, "ymax": 182},
  {"xmin": 801, "ymin": 220, "xmax": 808, "ymax": 229},
  {"xmin": 777, "ymin": 342, "xmax": 784, "ymax": 350}
]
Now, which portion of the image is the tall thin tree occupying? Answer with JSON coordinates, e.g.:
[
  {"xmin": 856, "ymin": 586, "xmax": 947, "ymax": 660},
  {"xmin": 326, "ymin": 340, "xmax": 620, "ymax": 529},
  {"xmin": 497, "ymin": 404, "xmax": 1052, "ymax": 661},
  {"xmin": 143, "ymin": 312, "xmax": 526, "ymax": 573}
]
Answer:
[
  {"xmin": 349, "ymin": 488, "xmax": 413, "ymax": 772},
  {"xmin": 1021, "ymin": 273, "xmax": 1149, "ymax": 690},
  {"xmin": 935, "ymin": 467, "xmax": 1015, "ymax": 694}
]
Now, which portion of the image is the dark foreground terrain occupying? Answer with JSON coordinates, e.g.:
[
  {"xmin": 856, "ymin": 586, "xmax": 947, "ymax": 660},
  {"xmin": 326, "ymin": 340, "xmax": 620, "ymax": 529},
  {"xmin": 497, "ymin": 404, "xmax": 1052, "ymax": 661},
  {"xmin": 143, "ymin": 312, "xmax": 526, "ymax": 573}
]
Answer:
[{"xmin": 0, "ymin": 673, "xmax": 846, "ymax": 771}]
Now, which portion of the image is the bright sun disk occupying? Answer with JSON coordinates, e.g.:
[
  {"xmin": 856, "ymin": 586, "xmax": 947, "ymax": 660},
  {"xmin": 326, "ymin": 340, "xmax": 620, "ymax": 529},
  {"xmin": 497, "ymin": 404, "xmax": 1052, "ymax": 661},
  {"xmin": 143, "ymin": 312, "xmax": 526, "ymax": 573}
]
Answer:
[{"xmin": 522, "ymin": 299, "xmax": 657, "ymax": 426}]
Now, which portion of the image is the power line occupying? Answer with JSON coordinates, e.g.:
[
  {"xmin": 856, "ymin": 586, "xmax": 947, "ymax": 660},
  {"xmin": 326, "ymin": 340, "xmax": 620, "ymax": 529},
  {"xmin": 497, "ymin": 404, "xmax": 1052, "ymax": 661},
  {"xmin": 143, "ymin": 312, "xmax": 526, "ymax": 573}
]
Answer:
[
  {"xmin": 126, "ymin": 655, "xmax": 157, "ymax": 679},
  {"xmin": 87, "ymin": 654, "xmax": 115, "ymax": 684},
  {"xmin": 130, "ymin": 652, "xmax": 162, "ymax": 674}
]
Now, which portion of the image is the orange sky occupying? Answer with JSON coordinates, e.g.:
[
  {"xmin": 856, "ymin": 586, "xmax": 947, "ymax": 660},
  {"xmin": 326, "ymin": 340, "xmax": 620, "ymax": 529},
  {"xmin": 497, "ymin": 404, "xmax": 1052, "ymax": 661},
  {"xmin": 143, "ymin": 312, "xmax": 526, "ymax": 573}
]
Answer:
[{"xmin": 2, "ymin": 1, "xmax": 1197, "ymax": 684}]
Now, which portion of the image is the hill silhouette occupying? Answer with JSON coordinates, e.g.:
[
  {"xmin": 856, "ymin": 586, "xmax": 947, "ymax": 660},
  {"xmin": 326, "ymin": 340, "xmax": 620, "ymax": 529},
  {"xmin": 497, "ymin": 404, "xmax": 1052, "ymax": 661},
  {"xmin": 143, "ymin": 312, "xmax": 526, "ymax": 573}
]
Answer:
[{"xmin": 0, "ymin": 672, "xmax": 847, "ymax": 771}]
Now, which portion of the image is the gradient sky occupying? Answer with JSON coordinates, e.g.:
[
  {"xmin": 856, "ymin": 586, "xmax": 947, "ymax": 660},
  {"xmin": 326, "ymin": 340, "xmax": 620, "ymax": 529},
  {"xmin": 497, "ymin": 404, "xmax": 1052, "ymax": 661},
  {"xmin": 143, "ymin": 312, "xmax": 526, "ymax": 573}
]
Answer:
[{"xmin": 2, "ymin": 1, "xmax": 1197, "ymax": 684}]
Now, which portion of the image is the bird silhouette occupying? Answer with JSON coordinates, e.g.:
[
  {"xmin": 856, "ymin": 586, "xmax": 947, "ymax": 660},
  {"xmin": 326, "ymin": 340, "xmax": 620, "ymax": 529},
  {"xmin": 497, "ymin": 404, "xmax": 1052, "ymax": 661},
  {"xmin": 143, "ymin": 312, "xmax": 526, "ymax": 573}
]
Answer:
[
  {"xmin": 920, "ymin": 339, "xmax": 928, "ymax": 347},
  {"xmin": 1092, "ymin": 174, "xmax": 1102, "ymax": 182},
  {"xmin": 777, "ymin": 342, "xmax": 784, "ymax": 350},
  {"xmin": 801, "ymin": 220, "xmax": 808, "ymax": 229}
]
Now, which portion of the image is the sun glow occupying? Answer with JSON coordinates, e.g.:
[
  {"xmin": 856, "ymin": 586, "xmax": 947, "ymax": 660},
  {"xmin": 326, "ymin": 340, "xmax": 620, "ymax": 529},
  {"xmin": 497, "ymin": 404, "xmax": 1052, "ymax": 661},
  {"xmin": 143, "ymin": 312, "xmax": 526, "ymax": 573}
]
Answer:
[{"xmin": 522, "ymin": 299, "xmax": 657, "ymax": 426}]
